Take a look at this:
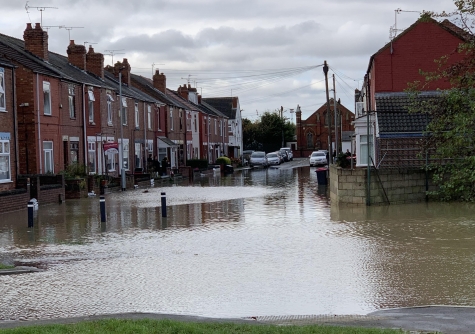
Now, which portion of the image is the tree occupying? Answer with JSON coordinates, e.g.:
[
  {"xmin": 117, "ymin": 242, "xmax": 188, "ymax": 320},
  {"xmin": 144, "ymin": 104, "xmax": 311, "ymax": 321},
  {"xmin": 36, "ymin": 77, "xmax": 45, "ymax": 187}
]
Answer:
[
  {"xmin": 410, "ymin": 2, "xmax": 475, "ymax": 200},
  {"xmin": 242, "ymin": 110, "xmax": 296, "ymax": 152}
]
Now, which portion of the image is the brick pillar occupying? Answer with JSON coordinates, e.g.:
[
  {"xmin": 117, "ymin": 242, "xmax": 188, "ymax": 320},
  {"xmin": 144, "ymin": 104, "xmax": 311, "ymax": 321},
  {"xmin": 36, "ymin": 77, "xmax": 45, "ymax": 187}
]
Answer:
[
  {"xmin": 177, "ymin": 84, "xmax": 189, "ymax": 100},
  {"xmin": 86, "ymin": 46, "xmax": 104, "ymax": 79},
  {"xmin": 23, "ymin": 23, "xmax": 49, "ymax": 60},
  {"xmin": 113, "ymin": 58, "xmax": 131, "ymax": 86}
]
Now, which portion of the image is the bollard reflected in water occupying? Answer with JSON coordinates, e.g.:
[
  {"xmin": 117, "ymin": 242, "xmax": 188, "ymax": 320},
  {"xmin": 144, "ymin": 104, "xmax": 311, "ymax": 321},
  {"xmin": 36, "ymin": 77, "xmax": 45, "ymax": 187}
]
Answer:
[
  {"xmin": 100, "ymin": 196, "xmax": 106, "ymax": 223},
  {"xmin": 27, "ymin": 201, "xmax": 34, "ymax": 228},
  {"xmin": 161, "ymin": 192, "xmax": 167, "ymax": 218}
]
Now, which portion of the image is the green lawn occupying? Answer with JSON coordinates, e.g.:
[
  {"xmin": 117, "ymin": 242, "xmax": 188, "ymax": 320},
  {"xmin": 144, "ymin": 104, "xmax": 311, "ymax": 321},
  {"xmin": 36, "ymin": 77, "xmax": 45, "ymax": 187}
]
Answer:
[
  {"xmin": 0, "ymin": 264, "xmax": 14, "ymax": 270},
  {"xmin": 0, "ymin": 319, "xmax": 404, "ymax": 334}
]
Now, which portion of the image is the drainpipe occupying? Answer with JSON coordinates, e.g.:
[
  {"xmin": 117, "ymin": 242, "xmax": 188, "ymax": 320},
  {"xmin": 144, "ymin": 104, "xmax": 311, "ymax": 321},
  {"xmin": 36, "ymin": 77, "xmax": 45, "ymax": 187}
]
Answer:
[
  {"xmin": 12, "ymin": 67, "xmax": 19, "ymax": 179},
  {"xmin": 366, "ymin": 110, "xmax": 371, "ymax": 206},
  {"xmin": 143, "ymin": 102, "xmax": 146, "ymax": 171},
  {"xmin": 36, "ymin": 74, "xmax": 42, "ymax": 174},
  {"xmin": 82, "ymin": 84, "xmax": 88, "ymax": 170},
  {"xmin": 207, "ymin": 115, "xmax": 210, "ymax": 163}
]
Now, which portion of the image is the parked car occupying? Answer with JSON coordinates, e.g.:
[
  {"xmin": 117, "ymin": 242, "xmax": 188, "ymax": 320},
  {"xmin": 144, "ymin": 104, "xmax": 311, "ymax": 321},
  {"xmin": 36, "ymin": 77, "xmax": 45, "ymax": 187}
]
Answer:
[
  {"xmin": 266, "ymin": 152, "xmax": 281, "ymax": 165},
  {"xmin": 242, "ymin": 150, "xmax": 255, "ymax": 166},
  {"xmin": 275, "ymin": 150, "xmax": 284, "ymax": 163},
  {"xmin": 279, "ymin": 149, "xmax": 290, "ymax": 162},
  {"xmin": 309, "ymin": 151, "xmax": 328, "ymax": 166},
  {"xmin": 280, "ymin": 147, "xmax": 293, "ymax": 161},
  {"xmin": 250, "ymin": 151, "xmax": 268, "ymax": 168}
]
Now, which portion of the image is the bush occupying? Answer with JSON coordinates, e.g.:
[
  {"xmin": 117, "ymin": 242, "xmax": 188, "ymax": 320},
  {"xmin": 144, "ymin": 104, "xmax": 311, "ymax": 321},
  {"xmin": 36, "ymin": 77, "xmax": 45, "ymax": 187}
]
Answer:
[
  {"xmin": 336, "ymin": 153, "xmax": 351, "ymax": 168},
  {"xmin": 216, "ymin": 156, "xmax": 231, "ymax": 165},
  {"xmin": 186, "ymin": 159, "xmax": 209, "ymax": 170}
]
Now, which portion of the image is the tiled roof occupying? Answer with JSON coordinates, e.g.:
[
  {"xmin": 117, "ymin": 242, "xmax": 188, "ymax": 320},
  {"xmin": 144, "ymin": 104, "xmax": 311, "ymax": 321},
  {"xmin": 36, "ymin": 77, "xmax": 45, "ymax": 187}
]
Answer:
[
  {"xmin": 199, "ymin": 101, "xmax": 227, "ymax": 118},
  {"xmin": 163, "ymin": 89, "xmax": 190, "ymax": 110},
  {"xmin": 0, "ymin": 55, "xmax": 14, "ymax": 67},
  {"xmin": 104, "ymin": 71, "xmax": 157, "ymax": 102},
  {"xmin": 202, "ymin": 97, "xmax": 236, "ymax": 119},
  {"xmin": 376, "ymin": 92, "xmax": 435, "ymax": 133},
  {"xmin": 130, "ymin": 74, "xmax": 178, "ymax": 106}
]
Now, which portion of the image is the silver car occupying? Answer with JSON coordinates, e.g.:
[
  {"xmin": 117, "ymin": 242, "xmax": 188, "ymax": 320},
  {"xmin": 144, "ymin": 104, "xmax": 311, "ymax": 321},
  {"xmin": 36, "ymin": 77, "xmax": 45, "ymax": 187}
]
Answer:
[
  {"xmin": 250, "ymin": 151, "xmax": 268, "ymax": 168},
  {"xmin": 309, "ymin": 151, "xmax": 327, "ymax": 166},
  {"xmin": 266, "ymin": 152, "xmax": 281, "ymax": 165}
]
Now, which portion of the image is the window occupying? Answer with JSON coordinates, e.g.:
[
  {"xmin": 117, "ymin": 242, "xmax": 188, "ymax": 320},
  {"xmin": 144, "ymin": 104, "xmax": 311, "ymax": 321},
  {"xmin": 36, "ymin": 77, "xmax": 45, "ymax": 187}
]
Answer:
[
  {"xmin": 135, "ymin": 142, "xmax": 142, "ymax": 168},
  {"xmin": 135, "ymin": 102, "xmax": 139, "ymax": 128},
  {"xmin": 169, "ymin": 108, "xmax": 174, "ymax": 131},
  {"xmin": 88, "ymin": 89, "xmax": 95, "ymax": 123},
  {"xmin": 88, "ymin": 140, "xmax": 96, "ymax": 174},
  {"xmin": 306, "ymin": 132, "xmax": 313, "ymax": 148},
  {"xmin": 43, "ymin": 81, "xmax": 51, "ymax": 115},
  {"xmin": 219, "ymin": 120, "xmax": 223, "ymax": 136},
  {"xmin": 68, "ymin": 84, "xmax": 75, "ymax": 118},
  {"xmin": 43, "ymin": 141, "xmax": 53, "ymax": 173},
  {"xmin": 147, "ymin": 105, "xmax": 152, "ymax": 129},
  {"xmin": 0, "ymin": 136, "xmax": 11, "ymax": 182},
  {"xmin": 70, "ymin": 142, "xmax": 79, "ymax": 163},
  {"xmin": 0, "ymin": 68, "xmax": 5, "ymax": 111},
  {"xmin": 121, "ymin": 97, "xmax": 127, "ymax": 125},
  {"xmin": 147, "ymin": 140, "xmax": 153, "ymax": 157},
  {"xmin": 106, "ymin": 149, "xmax": 116, "ymax": 172},
  {"xmin": 360, "ymin": 134, "xmax": 374, "ymax": 166},
  {"xmin": 228, "ymin": 121, "xmax": 232, "ymax": 133},
  {"xmin": 107, "ymin": 93, "xmax": 114, "ymax": 125},
  {"xmin": 194, "ymin": 114, "xmax": 197, "ymax": 132},
  {"xmin": 122, "ymin": 140, "xmax": 129, "ymax": 170},
  {"xmin": 214, "ymin": 119, "xmax": 217, "ymax": 135}
]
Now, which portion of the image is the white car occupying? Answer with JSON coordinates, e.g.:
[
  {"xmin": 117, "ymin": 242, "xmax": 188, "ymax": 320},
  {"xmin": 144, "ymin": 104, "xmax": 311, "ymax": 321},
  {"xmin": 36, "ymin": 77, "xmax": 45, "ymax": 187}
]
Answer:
[
  {"xmin": 309, "ymin": 151, "xmax": 327, "ymax": 166},
  {"xmin": 280, "ymin": 147, "xmax": 293, "ymax": 161},
  {"xmin": 250, "ymin": 151, "xmax": 269, "ymax": 168},
  {"xmin": 266, "ymin": 152, "xmax": 281, "ymax": 165}
]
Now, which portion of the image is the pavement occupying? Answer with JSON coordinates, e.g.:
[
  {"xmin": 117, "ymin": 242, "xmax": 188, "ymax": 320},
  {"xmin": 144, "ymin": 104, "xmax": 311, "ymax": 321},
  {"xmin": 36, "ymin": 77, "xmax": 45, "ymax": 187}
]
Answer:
[{"xmin": 1, "ymin": 306, "xmax": 475, "ymax": 333}]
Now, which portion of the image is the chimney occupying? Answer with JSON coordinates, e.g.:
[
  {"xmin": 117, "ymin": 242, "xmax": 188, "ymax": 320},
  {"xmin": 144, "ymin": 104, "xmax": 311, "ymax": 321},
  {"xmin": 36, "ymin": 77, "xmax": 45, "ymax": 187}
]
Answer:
[
  {"xmin": 198, "ymin": 94, "xmax": 202, "ymax": 104},
  {"xmin": 23, "ymin": 23, "xmax": 49, "ymax": 60},
  {"xmin": 153, "ymin": 69, "xmax": 166, "ymax": 94},
  {"xmin": 177, "ymin": 84, "xmax": 189, "ymax": 101},
  {"xmin": 114, "ymin": 58, "xmax": 131, "ymax": 86},
  {"xmin": 67, "ymin": 40, "xmax": 86, "ymax": 69},
  {"xmin": 86, "ymin": 46, "xmax": 104, "ymax": 79}
]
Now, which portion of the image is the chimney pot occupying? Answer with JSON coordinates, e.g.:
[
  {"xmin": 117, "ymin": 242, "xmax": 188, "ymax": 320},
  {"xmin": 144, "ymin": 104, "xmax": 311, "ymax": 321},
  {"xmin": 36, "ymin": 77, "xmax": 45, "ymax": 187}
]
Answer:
[{"xmin": 35, "ymin": 23, "xmax": 41, "ymax": 29}]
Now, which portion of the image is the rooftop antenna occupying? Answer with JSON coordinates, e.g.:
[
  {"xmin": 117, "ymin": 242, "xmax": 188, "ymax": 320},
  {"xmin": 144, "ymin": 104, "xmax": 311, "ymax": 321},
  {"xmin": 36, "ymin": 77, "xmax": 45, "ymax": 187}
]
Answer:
[
  {"xmin": 61, "ymin": 26, "xmax": 84, "ymax": 40},
  {"xmin": 390, "ymin": 8, "xmax": 420, "ymax": 40},
  {"xmin": 42, "ymin": 25, "xmax": 64, "ymax": 31},
  {"xmin": 104, "ymin": 49, "xmax": 125, "ymax": 65},
  {"xmin": 180, "ymin": 74, "xmax": 194, "ymax": 85},
  {"xmin": 152, "ymin": 62, "xmax": 165, "ymax": 76},
  {"xmin": 84, "ymin": 41, "xmax": 97, "ymax": 47},
  {"xmin": 25, "ymin": 1, "xmax": 58, "ymax": 27}
]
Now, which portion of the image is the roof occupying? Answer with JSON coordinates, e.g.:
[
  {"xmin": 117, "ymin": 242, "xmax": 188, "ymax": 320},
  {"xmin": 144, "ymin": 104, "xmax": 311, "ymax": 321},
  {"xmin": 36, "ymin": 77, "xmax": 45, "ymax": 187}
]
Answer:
[
  {"xmin": 366, "ymin": 17, "xmax": 470, "ymax": 74},
  {"xmin": 202, "ymin": 97, "xmax": 236, "ymax": 119},
  {"xmin": 130, "ymin": 74, "xmax": 178, "ymax": 106},
  {"xmin": 375, "ymin": 92, "xmax": 435, "ymax": 134},
  {"xmin": 104, "ymin": 71, "xmax": 157, "ymax": 103},
  {"xmin": 0, "ymin": 55, "xmax": 14, "ymax": 68}
]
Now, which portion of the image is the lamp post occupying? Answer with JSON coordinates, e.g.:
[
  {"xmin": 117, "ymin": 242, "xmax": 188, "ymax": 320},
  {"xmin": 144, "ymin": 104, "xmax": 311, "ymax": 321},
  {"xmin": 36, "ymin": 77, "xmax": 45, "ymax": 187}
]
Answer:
[{"xmin": 119, "ymin": 69, "xmax": 126, "ymax": 191}]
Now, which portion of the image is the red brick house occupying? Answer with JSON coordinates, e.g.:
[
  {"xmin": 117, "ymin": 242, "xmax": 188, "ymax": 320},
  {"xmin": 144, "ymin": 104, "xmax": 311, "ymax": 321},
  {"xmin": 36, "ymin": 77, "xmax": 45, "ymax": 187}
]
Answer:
[
  {"xmin": 295, "ymin": 99, "xmax": 354, "ymax": 158},
  {"xmin": 354, "ymin": 17, "xmax": 470, "ymax": 168},
  {"xmin": 0, "ymin": 56, "xmax": 16, "ymax": 191}
]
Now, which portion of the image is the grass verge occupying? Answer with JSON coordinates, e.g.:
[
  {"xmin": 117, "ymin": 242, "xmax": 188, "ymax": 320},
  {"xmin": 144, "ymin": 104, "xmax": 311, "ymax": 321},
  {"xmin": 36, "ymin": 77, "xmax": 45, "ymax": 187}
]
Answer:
[
  {"xmin": 0, "ymin": 318, "xmax": 404, "ymax": 334},
  {"xmin": 0, "ymin": 264, "xmax": 14, "ymax": 270}
]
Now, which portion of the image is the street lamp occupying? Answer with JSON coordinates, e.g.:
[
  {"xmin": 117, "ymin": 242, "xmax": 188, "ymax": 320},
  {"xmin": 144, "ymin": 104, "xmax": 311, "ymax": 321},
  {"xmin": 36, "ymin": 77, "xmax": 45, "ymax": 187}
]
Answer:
[{"xmin": 119, "ymin": 68, "xmax": 126, "ymax": 191}]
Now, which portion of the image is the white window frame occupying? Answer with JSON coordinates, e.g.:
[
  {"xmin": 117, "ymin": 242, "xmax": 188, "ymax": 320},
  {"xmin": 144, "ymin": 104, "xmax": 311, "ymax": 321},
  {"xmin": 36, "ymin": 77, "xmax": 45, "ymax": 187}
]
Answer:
[
  {"xmin": 135, "ymin": 142, "xmax": 142, "ymax": 168},
  {"xmin": 358, "ymin": 134, "xmax": 374, "ymax": 166},
  {"xmin": 107, "ymin": 93, "xmax": 114, "ymax": 125},
  {"xmin": 122, "ymin": 139, "xmax": 130, "ymax": 171},
  {"xmin": 43, "ymin": 81, "xmax": 51, "ymax": 115},
  {"xmin": 215, "ymin": 119, "xmax": 217, "ymax": 135},
  {"xmin": 88, "ymin": 140, "xmax": 96, "ymax": 174},
  {"xmin": 121, "ymin": 97, "xmax": 127, "ymax": 125},
  {"xmin": 135, "ymin": 102, "xmax": 139, "ymax": 128},
  {"xmin": 147, "ymin": 105, "xmax": 152, "ymax": 130},
  {"xmin": 170, "ymin": 108, "xmax": 174, "ymax": 131},
  {"xmin": 43, "ymin": 141, "xmax": 54, "ymax": 173},
  {"xmin": 68, "ymin": 84, "xmax": 75, "ymax": 118},
  {"xmin": 88, "ymin": 89, "xmax": 95, "ymax": 123},
  {"xmin": 0, "ymin": 137, "xmax": 11, "ymax": 182},
  {"xmin": 0, "ymin": 69, "xmax": 5, "ymax": 112}
]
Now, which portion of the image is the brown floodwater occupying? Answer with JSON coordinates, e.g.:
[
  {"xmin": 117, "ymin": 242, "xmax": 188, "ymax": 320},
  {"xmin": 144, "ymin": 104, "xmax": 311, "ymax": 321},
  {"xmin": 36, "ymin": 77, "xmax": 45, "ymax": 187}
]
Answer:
[{"xmin": 1, "ymin": 166, "xmax": 475, "ymax": 321}]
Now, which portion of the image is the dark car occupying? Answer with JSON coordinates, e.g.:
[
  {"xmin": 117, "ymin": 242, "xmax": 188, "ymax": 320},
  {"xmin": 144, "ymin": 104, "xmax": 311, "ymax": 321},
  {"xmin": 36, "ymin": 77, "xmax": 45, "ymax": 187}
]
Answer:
[
  {"xmin": 242, "ymin": 150, "xmax": 255, "ymax": 166},
  {"xmin": 279, "ymin": 149, "xmax": 290, "ymax": 162}
]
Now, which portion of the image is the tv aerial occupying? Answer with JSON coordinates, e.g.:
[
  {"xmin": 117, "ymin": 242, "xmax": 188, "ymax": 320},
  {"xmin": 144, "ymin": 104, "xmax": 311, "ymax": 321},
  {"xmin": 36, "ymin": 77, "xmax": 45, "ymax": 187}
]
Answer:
[
  {"xmin": 104, "ymin": 50, "xmax": 125, "ymax": 65},
  {"xmin": 25, "ymin": 1, "xmax": 58, "ymax": 27},
  {"xmin": 61, "ymin": 26, "xmax": 84, "ymax": 40}
]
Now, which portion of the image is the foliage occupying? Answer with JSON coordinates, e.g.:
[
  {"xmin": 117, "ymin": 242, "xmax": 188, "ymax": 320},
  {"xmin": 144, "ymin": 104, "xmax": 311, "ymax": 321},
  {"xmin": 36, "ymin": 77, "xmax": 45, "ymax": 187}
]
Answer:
[
  {"xmin": 243, "ymin": 109, "xmax": 296, "ymax": 152},
  {"xmin": 186, "ymin": 159, "xmax": 209, "ymax": 170},
  {"xmin": 0, "ymin": 263, "xmax": 14, "ymax": 270},
  {"xmin": 408, "ymin": 2, "xmax": 475, "ymax": 201},
  {"xmin": 336, "ymin": 153, "xmax": 351, "ymax": 168},
  {"xmin": 230, "ymin": 157, "xmax": 242, "ymax": 166},
  {"xmin": 216, "ymin": 156, "xmax": 231, "ymax": 165},
  {"xmin": 60, "ymin": 162, "xmax": 87, "ymax": 179},
  {"xmin": 0, "ymin": 318, "xmax": 404, "ymax": 333}
]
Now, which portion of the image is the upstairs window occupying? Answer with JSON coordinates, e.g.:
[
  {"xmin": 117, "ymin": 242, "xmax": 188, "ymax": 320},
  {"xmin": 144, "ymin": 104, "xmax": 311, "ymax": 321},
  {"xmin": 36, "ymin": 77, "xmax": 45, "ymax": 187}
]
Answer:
[
  {"xmin": 147, "ymin": 105, "xmax": 152, "ymax": 129},
  {"xmin": 88, "ymin": 89, "xmax": 95, "ymax": 123},
  {"xmin": 43, "ymin": 81, "xmax": 51, "ymax": 115},
  {"xmin": 170, "ymin": 108, "xmax": 174, "ymax": 131},
  {"xmin": 121, "ymin": 97, "xmax": 127, "ymax": 125},
  {"xmin": 135, "ymin": 102, "xmax": 139, "ymax": 128},
  {"xmin": 68, "ymin": 84, "xmax": 75, "ymax": 118},
  {"xmin": 0, "ymin": 69, "xmax": 5, "ymax": 111},
  {"xmin": 107, "ymin": 93, "xmax": 114, "ymax": 125}
]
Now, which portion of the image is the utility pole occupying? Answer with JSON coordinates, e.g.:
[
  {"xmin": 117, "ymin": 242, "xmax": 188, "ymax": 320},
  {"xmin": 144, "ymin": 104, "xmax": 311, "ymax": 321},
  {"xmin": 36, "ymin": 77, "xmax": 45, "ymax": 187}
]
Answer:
[
  {"xmin": 119, "ymin": 69, "xmax": 126, "ymax": 191},
  {"xmin": 323, "ymin": 60, "xmax": 332, "ymax": 163},
  {"xmin": 281, "ymin": 106, "xmax": 285, "ymax": 147},
  {"xmin": 333, "ymin": 74, "xmax": 338, "ymax": 155}
]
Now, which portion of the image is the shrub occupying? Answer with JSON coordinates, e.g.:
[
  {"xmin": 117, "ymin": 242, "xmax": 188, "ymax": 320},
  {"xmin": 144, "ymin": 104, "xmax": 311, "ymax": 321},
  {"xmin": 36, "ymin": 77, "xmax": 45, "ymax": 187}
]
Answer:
[
  {"xmin": 216, "ymin": 156, "xmax": 231, "ymax": 165},
  {"xmin": 336, "ymin": 153, "xmax": 351, "ymax": 168},
  {"xmin": 186, "ymin": 159, "xmax": 209, "ymax": 170}
]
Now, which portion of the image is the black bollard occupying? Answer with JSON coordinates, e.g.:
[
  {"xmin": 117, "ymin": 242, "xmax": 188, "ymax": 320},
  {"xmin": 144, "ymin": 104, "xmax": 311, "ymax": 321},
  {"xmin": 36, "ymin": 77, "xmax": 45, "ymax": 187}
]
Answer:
[
  {"xmin": 27, "ymin": 201, "xmax": 34, "ymax": 228},
  {"xmin": 100, "ymin": 196, "xmax": 106, "ymax": 222},
  {"xmin": 161, "ymin": 192, "xmax": 167, "ymax": 217}
]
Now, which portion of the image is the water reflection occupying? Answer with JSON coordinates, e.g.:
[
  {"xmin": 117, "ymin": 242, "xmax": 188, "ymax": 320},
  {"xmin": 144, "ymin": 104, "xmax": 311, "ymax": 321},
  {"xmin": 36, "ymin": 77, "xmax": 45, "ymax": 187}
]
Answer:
[{"xmin": 1, "ymin": 167, "xmax": 475, "ymax": 321}]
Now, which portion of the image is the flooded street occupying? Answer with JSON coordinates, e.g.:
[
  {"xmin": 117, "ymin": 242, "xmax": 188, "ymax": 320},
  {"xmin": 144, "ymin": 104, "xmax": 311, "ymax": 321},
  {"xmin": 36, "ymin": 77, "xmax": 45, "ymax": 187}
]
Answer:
[{"xmin": 1, "ymin": 165, "xmax": 475, "ymax": 321}]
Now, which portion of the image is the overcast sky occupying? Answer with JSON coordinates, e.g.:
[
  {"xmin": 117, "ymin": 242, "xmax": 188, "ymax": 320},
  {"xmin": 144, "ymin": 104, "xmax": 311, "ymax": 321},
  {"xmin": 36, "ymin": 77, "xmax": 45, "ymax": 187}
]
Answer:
[{"xmin": 0, "ymin": 0, "xmax": 457, "ymax": 120}]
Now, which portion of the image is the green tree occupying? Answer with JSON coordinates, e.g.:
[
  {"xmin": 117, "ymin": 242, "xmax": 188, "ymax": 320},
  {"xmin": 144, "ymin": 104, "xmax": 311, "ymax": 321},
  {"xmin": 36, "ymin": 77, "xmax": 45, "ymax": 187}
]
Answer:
[
  {"xmin": 243, "ymin": 110, "xmax": 296, "ymax": 152},
  {"xmin": 410, "ymin": 2, "xmax": 475, "ymax": 200}
]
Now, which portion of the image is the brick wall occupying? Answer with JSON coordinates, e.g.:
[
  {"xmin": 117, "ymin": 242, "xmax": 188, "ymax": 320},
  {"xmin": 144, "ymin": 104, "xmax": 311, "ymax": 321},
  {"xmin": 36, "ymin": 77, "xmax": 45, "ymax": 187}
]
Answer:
[
  {"xmin": 0, "ymin": 190, "xmax": 29, "ymax": 213},
  {"xmin": 0, "ymin": 65, "xmax": 16, "ymax": 191},
  {"xmin": 329, "ymin": 164, "xmax": 435, "ymax": 205}
]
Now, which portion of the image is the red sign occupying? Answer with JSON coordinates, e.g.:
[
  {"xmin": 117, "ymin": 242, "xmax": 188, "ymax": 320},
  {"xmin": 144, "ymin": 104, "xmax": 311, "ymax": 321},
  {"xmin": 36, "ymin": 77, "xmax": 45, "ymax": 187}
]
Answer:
[{"xmin": 103, "ymin": 142, "xmax": 119, "ymax": 153}]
